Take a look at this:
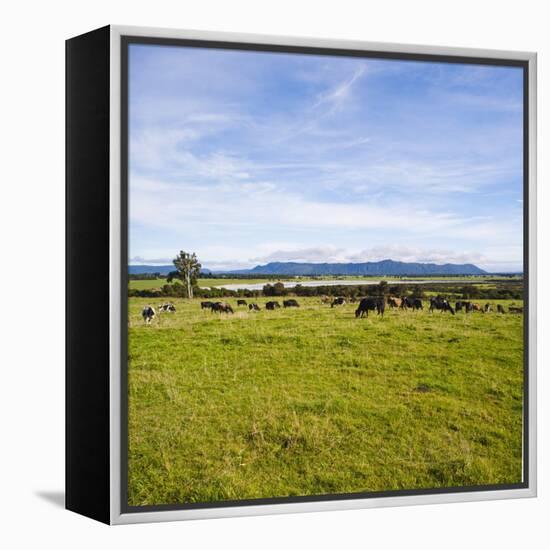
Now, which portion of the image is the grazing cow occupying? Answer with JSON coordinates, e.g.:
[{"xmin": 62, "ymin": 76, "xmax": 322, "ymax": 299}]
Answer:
[
  {"xmin": 387, "ymin": 297, "xmax": 402, "ymax": 309},
  {"xmin": 429, "ymin": 296, "xmax": 455, "ymax": 315},
  {"xmin": 401, "ymin": 297, "xmax": 423, "ymax": 310},
  {"xmin": 248, "ymin": 303, "xmax": 261, "ymax": 311},
  {"xmin": 142, "ymin": 306, "xmax": 156, "ymax": 324},
  {"xmin": 497, "ymin": 304, "xmax": 506, "ymax": 314},
  {"xmin": 211, "ymin": 302, "xmax": 234, "ymax": 314},
  {"xmin": 331, "ymin": 297, "xmax": 346, "ymax": 308},
  {"xmin": 237, "ymin": 299, "xmax": 248, "ymax": 306},
  {"xmin": 509, "ymin": 306, "xmax": 523, "ymax": 314},
  {"xmin": 464, "ymin": 302, "xmax": 474, "ymax": 313},
  {"xmin": 158, "ymin": 302, "xmax": 176, "ymax": 312},
  {"xmin": 472, "ymin": 303, "xmax": 483, "ymax": 313},
  {"xmin": 455, "ymin": 301, "xmax": 464, "ymax": 312},
  {"xmin": 283, "ymin": 299, "xmax": 300, "ymax": 308},
  {"xmin": 201, "ymin": 301, "xmax": 214, "ymax": 310},
  {"xmin": 484, "ymin": 303, "xmax": 492, "ymax": 313},
  {"xmin": 265, "ymin": 301, "xmax": 281, "ymax": 310},
  {"xmin": 355, "ymin": 297, "xmax": 385, "ymax": 318},
  {"xmin": 320, "ymin": 295, "xmax": 331, "ymax": 304}
]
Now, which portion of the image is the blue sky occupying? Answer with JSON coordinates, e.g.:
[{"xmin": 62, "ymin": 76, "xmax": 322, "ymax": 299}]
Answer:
[{"xmin": 128, "ymin": 43, "xmax": 524, "ymax": 272}]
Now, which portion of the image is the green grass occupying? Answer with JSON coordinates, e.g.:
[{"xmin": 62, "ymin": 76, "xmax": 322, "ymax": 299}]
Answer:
[
  {"xmin": 127, "ymin": 296, "xmax": 524, "ymax": 507},
  {"xmin": 129, "ymin": 277, "xmax": 288, "ymax": 290}
]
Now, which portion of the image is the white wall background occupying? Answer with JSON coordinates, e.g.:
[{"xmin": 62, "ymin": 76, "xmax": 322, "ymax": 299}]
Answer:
[{"xmin": 0, "ymin": 0, "xmax": 547, "ymax": 547}]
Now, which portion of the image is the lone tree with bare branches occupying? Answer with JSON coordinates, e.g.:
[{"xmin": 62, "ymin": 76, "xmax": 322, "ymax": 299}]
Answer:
[{"xmin": 167, "ymin": 251, "xmax": 202, "ymax": 299}]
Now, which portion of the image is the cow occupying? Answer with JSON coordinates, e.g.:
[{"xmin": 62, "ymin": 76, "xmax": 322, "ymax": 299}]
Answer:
[
  {"xmin": 158, "ymin": 302, "xmax": 176, "ymax": 313},
  {"xmin": 237, "ymin": 299, "xmax": 248, "ymax": 306},
  {"xmin": 455, "ymin": 301, "xmax": 464, "ymax": 312},
  {"xmin": 387, "ymin": 297, "xmax": 402, "ymax": 309},
  {"xmin": 484, "ymin": 303, "xmax": 492, "ymax": 313},
  {"xmin": 283, "ymin": 299, "xmax": 300, "ymax": 308},
  {"xmin": 464, "ymin": 302, "xmax": 474, "ymax": 313},
  {"xmin": 331, "ymin": 297, "xmax": 346, "ymax": 308},
  {"xmin": 248, "ymin": 303, "xmax": 261, "ymax": 311},
  {"xmin": 201, "ymin": 301, "xmax": 214, "ymax": 310},
  {"xmin": 211, "ymin": 302, "xmax": 234, "ymax": 314},
  {"xmin": 497, "ymin": 304, "xmax": 506, "ymax": 314},
  {"xmin": 401, "ymin": 297, "xmax": 423, "ymax": 310},
  {"xmin": 509, "ymin": 306, "xmax": 523, "ymax": 314},
  {"xmin": 320, "ymin": 295, "xmax": 331, "ymax": 304},
  {"xmin": 355, "ymin": 297, "xmax": 385, "ymax": 318},
  {"xmin": 472, "ymin": 303, "xmax": 483, "ymax": 313},
  {"xmin": 429, "ymin": 296, "xmax": 455, "ymax": 315},
  {"xmin": 142, "ymin": 306, "xmax": 156, "ymax": 324},
  {"xmin": 265, "ymin": 301, "xmax": 281, "ymax": 310}
]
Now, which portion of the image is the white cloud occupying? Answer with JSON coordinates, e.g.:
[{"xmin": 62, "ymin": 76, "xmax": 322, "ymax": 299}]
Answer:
[{"xmin": 312, "ymin": 64, "xmax": 367, "ymax": 113}]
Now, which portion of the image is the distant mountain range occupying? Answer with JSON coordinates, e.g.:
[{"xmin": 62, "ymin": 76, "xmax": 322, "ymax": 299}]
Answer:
[
  {"xmin": 129, "ymin": 260, "xmax": 486, "ymax": 276},
  {"xmin": 227, "ymin": 260, "xmax": 487, "ymax": 276}
]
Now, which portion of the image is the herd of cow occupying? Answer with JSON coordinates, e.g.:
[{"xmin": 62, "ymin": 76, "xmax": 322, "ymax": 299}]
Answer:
[{"xmin": 140, "ymin": 295, "xmax": 523, "ymax": 324}]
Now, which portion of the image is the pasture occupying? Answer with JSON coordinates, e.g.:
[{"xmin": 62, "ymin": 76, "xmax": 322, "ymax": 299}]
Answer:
[{"xmin": 127, "ymin": 296, "xmax": 524, "ymax": 507}]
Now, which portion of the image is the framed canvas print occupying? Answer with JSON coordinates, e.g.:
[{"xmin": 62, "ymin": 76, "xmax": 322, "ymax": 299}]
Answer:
[{"xmin": 66, "ymin": 25, "xmax": 537, "ymax": 525}]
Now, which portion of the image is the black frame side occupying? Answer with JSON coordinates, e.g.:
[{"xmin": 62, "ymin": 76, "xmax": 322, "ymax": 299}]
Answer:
[
  {"xmin": 66, "ymin": 25, "xmax": 111, "ymax": 525},
  {"xmin": 120, "ymin": 36, "xmax": 530, "ymax": 515}
]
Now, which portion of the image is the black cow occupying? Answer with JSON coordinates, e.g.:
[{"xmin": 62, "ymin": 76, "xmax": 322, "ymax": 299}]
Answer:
[
  {"xmin": 211, "ymin": 302, "xmax": 234, "ymax": 314},
  {"xmin": 283, "ymin": 299, "xmax": 300, "ymax": 308},
  {"xmin": 484, "ymin": 303, "xmax": 492, "ymax": 313},
  {"xmin": 331, "ymin": 297, "xmax": 346, "ymax": 308},
  {"xmin": 401, "ymin": 297, "xmax": 423, "ymax": 310},
  {"xmin": 509, "ymin": 306, "xmax": 523, "ymax": 314},
  {"xmin": 455, "ymin": 301, "xmax": 464, "ymax": 312},
  {"xmin": 237, "ymin": 299, "xmax": 248, "ymax": 306},
  {"xmin": 142, "ymin": 306, "xmax": 156, "ymax": 324},
  {"xmin": 429, "ymin": 296, "xmax": 455, "ymax": 315},
  {"xmin": 248, "ymin": 303, "xmax": 261, "ymax": 311},
  {"xmin": 265, "ymin": 301, "xmax": 281, "ymax": 310},
  {"xmin": 497, "ymin": 304, "xmax": 506, "ymax": 314},
  {"xmin": 201, "ymin": 301, "xmax": 214, "ymax": 310},
  {"xmin": 355, "ymin": 297, "xmax": 385, "ymax": 318}
]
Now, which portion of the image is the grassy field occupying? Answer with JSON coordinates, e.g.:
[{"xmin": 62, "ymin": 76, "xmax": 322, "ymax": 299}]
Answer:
[
  {"xmin": 129, "ymin": 277, "xmax": 283, "ymax": 290},
  {"xmin": 127, "ymin": 296, "xmax": 524, "ymax": 507}
]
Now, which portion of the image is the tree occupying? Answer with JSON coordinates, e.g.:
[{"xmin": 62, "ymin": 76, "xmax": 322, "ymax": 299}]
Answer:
[{"xmin": 167, "ymin": 251, "xmax": 202, "ymax": 299}]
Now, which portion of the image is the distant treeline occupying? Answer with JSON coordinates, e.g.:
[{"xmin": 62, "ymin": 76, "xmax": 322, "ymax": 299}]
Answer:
[
  {"xmin": 128, "ymin": 272, "xmax": 165, "ymax": 280},
  {"xmin": 129, "ymin": 281, "xmax": 523, "ymax": 301}
]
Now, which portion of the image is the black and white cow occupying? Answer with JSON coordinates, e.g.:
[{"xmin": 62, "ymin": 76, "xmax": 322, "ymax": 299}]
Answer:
[
  {"xmin": 158, "ymin": 303, "xmax": 176, "ymax": 313},
  {"xmin": 142, "ymin": 306, "xmax": 156, "ymax": 324}
]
